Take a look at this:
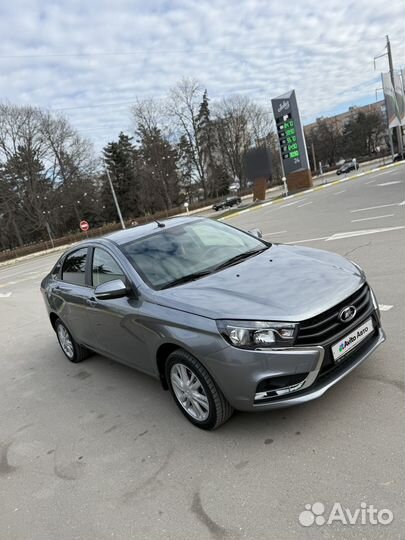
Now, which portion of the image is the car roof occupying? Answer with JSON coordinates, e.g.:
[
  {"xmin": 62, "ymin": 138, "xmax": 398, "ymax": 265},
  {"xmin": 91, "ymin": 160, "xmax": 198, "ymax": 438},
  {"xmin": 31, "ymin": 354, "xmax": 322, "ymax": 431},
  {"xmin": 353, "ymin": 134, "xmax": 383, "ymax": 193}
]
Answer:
[{"xmin": 104, "ymin": 216, "xmax": 203, "ymax": 245}]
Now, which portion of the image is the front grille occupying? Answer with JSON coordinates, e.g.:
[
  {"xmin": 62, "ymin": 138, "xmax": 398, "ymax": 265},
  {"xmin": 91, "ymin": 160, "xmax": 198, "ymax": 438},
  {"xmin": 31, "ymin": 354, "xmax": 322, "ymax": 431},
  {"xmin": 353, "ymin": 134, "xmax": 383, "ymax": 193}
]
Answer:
[
  {"xmin": 295, "ymin": 284, "xmax": 372, "ymax": 346},
  {"xmin": 318, "ymin": 319, "xmax": 378, "ymax": 378}
]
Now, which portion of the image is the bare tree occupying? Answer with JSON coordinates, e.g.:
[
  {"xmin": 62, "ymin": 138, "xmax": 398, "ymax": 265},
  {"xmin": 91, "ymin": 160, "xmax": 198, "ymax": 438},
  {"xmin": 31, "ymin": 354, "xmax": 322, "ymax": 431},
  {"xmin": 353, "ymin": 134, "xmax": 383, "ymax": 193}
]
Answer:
[
  {"xmin": 0, "ymin": 103, "xmax": 98, "ymax": 249},
  {"xmin": 132, "ymin": 98, "xmax": 181, "ymax": 211},
  {"xmin": 167, "ymin": 78, "xmax": 208, "ymax": 197},
  {"xmin": 213, "ymin": 96, "xmax": 273, "ymax": 188}
]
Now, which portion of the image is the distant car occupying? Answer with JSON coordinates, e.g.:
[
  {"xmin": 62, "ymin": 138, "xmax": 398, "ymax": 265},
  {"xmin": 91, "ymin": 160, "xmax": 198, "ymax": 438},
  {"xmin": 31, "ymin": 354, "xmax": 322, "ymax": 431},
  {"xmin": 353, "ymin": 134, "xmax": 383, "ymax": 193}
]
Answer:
[
  {"xmin": 212, "ymin": 196, "xmax": 242, "ymax": 211},
  {"xmin": 336, "ymin": 161, "xmax": 360, "ymax": 175},
  {"xmin": 393, "ymin": 154, "xmax": 404, "ymax": 163}
]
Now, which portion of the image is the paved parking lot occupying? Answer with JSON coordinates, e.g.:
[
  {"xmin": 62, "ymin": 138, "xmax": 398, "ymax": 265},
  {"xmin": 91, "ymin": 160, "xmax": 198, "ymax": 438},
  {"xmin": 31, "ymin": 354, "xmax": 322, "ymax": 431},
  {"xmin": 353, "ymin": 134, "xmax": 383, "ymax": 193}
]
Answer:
[{"xmin": 0, "ymin": 164, "xmax": 404, "ymax": 540}]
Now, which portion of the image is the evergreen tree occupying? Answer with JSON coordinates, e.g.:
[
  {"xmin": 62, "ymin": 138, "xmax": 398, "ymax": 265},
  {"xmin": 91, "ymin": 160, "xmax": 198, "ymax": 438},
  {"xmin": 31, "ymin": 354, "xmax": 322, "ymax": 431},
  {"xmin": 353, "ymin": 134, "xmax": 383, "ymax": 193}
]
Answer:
[
  {"xmin": 196, "ymin": 89, "xmax": 219, "ymax": 197},
  {"xmin": 102, "ymin": 132, "xmax": 139, "ymax": 221},
  {"xmin": 136, "ymin": 126, "xmax": 180, "ymax": 213}
]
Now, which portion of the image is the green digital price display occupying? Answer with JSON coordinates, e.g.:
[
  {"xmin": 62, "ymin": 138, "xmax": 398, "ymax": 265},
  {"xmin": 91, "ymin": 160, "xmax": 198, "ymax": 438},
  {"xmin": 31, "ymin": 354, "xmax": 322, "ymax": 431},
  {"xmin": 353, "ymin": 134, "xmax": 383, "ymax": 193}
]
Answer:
[{"xmin": 276, "ymin": 111, "xmax": 301, "ymax": 161}]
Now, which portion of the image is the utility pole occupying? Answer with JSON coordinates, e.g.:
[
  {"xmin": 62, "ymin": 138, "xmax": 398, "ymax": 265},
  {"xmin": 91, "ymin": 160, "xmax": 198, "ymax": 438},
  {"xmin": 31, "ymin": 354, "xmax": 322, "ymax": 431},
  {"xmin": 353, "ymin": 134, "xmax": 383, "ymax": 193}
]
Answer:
[
  {"xmin": 45, "ymin": 220, "xmax": 55, "ymax": 248},
  {"xmin": 386, "ymin": 35, "xmax": 404, "ymax": 157},
  {"xmin": 311, "ymin": 141, "xmax": 317, "ymax": 174},
  {"xmin": 104, "ymin": 163, "xmax": 126, "ymax": 230}
]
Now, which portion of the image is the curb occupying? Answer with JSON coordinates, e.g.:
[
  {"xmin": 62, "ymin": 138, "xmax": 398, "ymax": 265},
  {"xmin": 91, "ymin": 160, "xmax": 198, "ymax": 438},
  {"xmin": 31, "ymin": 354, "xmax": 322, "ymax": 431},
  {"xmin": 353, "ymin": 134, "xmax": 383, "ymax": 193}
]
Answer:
[
  {"xmin": 219, "ymin": 161, "xmax": 405, "ymax": 221},
  {"xmin": 0, "ymin": 243, "xmax": 79, "ymax": 269}
]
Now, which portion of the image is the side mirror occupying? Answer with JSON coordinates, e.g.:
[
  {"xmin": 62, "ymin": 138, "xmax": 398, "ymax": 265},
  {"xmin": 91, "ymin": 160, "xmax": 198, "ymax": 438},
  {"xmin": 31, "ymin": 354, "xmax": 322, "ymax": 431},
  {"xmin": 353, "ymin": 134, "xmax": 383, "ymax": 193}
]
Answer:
[
  {"xmin": 248, "ymin": 228, "xmax": 263, "ymax": 239},
  {"xmin": 94, "ymin": 279, "xmax": 128, "ymax": 300}
]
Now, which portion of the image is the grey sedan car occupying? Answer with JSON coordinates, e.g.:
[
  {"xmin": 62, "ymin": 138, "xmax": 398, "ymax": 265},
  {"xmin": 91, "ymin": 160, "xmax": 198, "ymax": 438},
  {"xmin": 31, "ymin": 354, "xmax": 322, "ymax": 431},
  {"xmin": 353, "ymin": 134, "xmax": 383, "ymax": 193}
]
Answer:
[{"xmin": 41, "ymin": 217, "xmax": 385, "ymax": 429}]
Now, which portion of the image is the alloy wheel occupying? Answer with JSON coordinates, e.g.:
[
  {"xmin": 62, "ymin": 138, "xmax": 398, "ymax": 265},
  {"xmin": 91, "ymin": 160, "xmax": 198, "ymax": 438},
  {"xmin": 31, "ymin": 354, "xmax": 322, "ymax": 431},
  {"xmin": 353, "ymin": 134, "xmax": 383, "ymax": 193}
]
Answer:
[
  {"xmin": 57, "ymin": 324, "xmax": 74, "ymax": 359},
  {"xmin": 170, "ymin": 363, "xmax": 210, "ymax": 421}
]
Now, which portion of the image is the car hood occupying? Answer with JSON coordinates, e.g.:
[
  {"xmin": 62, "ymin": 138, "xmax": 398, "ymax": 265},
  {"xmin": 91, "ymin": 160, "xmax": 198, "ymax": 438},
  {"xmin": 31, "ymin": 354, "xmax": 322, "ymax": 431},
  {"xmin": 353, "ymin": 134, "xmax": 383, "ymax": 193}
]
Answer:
[{"xmin": 152, "ymin": 244, "xmax": 365, "ymax": 321}]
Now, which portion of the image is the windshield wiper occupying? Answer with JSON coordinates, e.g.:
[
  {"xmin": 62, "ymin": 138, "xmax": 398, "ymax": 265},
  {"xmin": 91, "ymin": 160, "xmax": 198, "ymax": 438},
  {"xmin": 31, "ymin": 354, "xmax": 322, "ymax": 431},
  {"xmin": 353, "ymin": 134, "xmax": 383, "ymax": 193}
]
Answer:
[
  {"xmin": 159, "ymin": 247, "xmax": 269, "ymax": 289},
  {"xmin": 213, "ymin": 247, "xmax": 269, "ymax": 271},
  {"xmin": 159, "ymin": 270, "xmax": 213, "ymax": 289}
]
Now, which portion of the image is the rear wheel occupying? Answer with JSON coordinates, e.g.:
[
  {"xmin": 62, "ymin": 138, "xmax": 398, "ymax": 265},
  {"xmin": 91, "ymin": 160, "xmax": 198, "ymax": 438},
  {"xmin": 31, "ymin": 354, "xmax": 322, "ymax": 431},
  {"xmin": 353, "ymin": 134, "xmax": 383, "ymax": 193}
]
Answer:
[
  {"xmin": 55, "ymin": 319, "xmax": 90, "ymax": 363},
  {"xmin": 166, "ymin": 349, "xmax": 233, "ymax": 430}
]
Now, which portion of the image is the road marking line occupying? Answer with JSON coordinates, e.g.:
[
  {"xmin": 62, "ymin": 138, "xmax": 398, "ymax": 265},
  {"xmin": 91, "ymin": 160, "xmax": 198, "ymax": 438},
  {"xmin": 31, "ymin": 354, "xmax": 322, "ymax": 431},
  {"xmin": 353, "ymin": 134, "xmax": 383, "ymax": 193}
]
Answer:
[
  {"xmin": 377, "ymin": 180, "xmax": 402, "ymax": 186},
  {"xmin": 286, "ymin": 236, "xmax": 330, "ymax": 244},
  {"xmin": 0, "ymin": 292, "xmax": 12, "ymax": 298},
  {"xmin": 286, "ymin": 225, "xmax": 405, "ymax": 245},
  {"xmin": 326, "ymin": 225, "xmax": 405, "ymax": 241},
  {"xmin": 372, "ymin": 171, "xmax": 396, "ymax": 177},
  {"xmin": 0, "ymin": 272, "xmax": 43, "ymax": 288},
  {"xmin": 296, "ymin": 202, "xmax": 312, "ymax": 208},
  {"xmin": 280, "ymin": 198, "xmax": 307, "ymax": 208},
  {"xmin": 351, "ymin": 203, "xmax": 399, "ymax": 213},
  {"xmin": 365, "ymin": 179, "xmax": 376, "ymax": 184},
  {"xmin": 351, "ymin": 214, "xmax": 395, "ymax": 223},
  {"xmin": 263, "ymin": 230, "xmax": 287, "ymax": 237},
  {"xmin": 333, "ymin": 190, "xmax": 346, "ymax": 195},
  {"xmin": 379, "ymin": 304, "xmax": 393, "ymax": 311},
  {"xmin": 0, "ymin": 268, "xmax": 47, "ymax": 280}
]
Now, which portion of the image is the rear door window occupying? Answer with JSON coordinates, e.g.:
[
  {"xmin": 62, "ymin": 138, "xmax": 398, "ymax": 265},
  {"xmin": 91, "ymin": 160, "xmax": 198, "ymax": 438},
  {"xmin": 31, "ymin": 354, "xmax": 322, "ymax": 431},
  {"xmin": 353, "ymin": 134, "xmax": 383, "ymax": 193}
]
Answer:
[{"xmin": 61, "ymin": 248, "xmax": 88, "ymax": 286}]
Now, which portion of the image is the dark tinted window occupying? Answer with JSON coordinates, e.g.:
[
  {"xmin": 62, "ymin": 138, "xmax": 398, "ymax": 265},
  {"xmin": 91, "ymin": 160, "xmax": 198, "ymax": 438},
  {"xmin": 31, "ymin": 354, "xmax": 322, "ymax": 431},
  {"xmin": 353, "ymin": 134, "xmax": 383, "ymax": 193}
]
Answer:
[
  {"xmin": 92, "ymin": 248, "xmax": 125, "ymax": 286},
  {"xmin": 62, "ymin": 248, "xmax": 88, "ymax": 286}
]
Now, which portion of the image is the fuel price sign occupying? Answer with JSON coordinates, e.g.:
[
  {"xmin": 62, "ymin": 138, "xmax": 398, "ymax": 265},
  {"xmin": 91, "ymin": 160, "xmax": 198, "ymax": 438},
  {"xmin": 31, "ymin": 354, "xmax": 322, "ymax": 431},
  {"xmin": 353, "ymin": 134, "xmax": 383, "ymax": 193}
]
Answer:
[{"xmin": 271, "ymin": 90, "xmax": 309, "ymax": 175}]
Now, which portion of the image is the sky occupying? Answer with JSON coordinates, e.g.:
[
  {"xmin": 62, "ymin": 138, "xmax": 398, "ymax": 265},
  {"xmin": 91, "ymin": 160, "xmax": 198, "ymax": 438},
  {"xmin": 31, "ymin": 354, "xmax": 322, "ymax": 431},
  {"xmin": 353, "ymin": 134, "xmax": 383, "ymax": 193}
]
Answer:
[{"xmin": 0, "ymin": 0, "xmax": 404, "ymax": 151}]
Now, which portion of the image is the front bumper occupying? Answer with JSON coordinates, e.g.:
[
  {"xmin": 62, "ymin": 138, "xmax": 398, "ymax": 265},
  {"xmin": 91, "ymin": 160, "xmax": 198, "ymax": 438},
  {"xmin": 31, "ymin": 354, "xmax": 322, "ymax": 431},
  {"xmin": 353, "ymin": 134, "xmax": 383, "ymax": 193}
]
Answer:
[
  {"xmin": 252, "ymin": 327, "xmax": 385, "ymax": 409},
  {"xmin": 202, "ymin": 315, "xmax": 385, "ymax": 412}
]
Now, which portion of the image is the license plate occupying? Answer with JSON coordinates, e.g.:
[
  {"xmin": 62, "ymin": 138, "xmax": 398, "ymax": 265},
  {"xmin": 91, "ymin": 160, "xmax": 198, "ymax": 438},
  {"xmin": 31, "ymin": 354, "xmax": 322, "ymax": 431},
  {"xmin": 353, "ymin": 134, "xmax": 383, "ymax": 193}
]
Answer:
[{"xmin": 332, "ymin": 318, "xmax": 373, "ymax": 362}]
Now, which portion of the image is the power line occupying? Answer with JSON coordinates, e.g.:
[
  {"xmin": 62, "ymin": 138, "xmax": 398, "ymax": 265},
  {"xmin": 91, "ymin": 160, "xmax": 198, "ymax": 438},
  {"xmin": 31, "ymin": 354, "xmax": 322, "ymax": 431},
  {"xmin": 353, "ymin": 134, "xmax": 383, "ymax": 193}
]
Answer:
[
  {"xmin": 0, "ymin": 45, "xmax": 286, "ymax": 60},
  {"xmin": 53, "ymin": 100, "xmax": 139, "ymax": 111}
]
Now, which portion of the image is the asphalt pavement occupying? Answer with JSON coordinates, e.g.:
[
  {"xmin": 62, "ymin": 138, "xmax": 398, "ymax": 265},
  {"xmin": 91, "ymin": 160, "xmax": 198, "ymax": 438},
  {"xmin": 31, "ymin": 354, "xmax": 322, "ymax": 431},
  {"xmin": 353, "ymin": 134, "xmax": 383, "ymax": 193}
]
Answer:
[
  {"xmin": 200, "ymin": 157, "xmax": 394, "ymax": 219},
  {"xmin": 0, "ymin": 163, "xmax": 404, "ymax": 540}
]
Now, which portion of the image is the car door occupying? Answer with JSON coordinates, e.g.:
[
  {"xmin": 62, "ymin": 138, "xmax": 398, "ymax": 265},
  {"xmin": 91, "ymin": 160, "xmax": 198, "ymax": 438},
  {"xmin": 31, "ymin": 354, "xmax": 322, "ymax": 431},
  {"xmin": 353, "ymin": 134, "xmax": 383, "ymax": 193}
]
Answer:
[
  {"xmin": 86, "ymin": 246, "xmax": 152, "ymax": 374},
  {"xmin": 56, "ymin": 247, "xmax": 96, "ymax": 348}
]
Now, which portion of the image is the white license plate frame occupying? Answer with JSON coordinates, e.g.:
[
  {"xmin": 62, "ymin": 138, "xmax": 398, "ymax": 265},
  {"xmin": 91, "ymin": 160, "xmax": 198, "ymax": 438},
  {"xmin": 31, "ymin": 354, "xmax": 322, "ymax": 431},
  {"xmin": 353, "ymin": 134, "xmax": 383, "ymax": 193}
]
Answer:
[{"xmin": 332, "ymin": 318, "xmax": 373, "ymax": 362}]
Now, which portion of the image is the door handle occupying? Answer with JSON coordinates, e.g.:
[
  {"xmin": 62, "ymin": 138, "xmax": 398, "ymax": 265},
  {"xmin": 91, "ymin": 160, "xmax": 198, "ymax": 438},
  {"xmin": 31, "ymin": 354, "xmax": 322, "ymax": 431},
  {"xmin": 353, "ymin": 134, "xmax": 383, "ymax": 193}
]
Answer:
[
  {"xmin": 55, "ymin": 285, "xmax": 72, "ymax": 292},
  {"xmin": 86, "ymin": 297, "xmax": 98, "ymax": 307}
]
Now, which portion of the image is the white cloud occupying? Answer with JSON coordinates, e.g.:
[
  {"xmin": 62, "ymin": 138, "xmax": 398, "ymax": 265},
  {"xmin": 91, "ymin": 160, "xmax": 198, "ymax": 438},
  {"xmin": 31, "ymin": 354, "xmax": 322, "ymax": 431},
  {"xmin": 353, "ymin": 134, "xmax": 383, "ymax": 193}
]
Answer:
[{"xmin": 0, "ymin": 0, "xmax": 404, "ymax": 150}]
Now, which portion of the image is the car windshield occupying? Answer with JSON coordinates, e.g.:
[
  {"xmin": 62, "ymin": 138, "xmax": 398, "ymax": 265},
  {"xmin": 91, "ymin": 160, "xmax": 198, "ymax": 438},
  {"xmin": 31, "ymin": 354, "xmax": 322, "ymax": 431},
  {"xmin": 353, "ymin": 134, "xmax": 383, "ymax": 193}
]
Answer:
[{"xmin": 120, "ymin": 219, "xmax": 268, "ymax": 289}]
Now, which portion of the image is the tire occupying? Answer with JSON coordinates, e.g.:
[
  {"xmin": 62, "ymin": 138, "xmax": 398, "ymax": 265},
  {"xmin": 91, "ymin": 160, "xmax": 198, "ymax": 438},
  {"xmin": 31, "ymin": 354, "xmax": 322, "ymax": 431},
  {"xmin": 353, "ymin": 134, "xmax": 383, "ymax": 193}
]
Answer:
[
  {"xmin": 55, "ymin": 319, "xmax": 90, "ymax": 363},
  {"xmin": 166, "ymin": 349, "xmax": 234, "ymax": 430}
]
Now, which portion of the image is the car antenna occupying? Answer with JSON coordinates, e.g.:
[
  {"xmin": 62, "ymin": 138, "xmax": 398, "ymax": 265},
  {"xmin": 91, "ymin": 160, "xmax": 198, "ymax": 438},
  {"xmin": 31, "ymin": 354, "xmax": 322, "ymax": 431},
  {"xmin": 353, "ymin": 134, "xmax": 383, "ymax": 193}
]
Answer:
[{"xmin": 154, "ymin": 219, "xmax": 165, "ymax": 228}]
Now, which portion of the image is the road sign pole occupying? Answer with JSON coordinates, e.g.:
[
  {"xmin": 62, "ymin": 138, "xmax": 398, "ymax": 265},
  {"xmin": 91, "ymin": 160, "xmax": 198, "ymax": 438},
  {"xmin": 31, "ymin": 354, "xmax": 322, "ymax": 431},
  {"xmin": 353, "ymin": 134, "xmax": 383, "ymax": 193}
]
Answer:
[
  {"xmin": 104, "ymin": 164, "xmax": 126, "ymax": 230},
  {"xmin": 45, "ymin": 221, "xmax": 55, "ymax": 249}
]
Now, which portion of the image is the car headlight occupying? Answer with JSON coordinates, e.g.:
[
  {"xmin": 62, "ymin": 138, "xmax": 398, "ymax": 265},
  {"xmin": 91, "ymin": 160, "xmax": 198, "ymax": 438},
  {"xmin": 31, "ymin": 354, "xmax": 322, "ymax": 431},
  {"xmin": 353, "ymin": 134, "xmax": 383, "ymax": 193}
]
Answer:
[{"xmin": 216, "ymin": 320, "xmax": 297, "ymax": 349}]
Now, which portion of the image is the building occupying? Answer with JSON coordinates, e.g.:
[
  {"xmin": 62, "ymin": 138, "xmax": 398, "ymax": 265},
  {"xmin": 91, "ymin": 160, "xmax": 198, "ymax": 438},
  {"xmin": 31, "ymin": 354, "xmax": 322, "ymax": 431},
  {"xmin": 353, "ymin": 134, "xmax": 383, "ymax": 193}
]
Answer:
[{"xmin": 304, "ymin": 100, "xmax": 386, "ymax": 135}]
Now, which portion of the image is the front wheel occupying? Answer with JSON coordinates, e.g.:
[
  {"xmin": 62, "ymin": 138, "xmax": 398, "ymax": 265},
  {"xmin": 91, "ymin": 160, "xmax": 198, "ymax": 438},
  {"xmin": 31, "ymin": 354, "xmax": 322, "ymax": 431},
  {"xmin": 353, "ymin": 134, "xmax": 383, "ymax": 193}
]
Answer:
[
  {"xmin": 166, "ymin": 349, "xmax": 233, "ymax": 430},
  {"xmin": 55, "ymin": 319, "xmax": 90, "ymax": 363}
]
